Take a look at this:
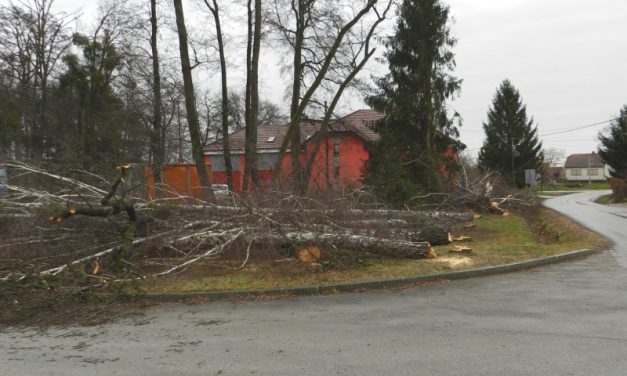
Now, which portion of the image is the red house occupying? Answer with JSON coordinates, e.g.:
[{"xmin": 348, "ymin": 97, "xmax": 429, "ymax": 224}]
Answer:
[{"xmin": 204, "ymin": 109, "xmax": 383, "ymax": 193}]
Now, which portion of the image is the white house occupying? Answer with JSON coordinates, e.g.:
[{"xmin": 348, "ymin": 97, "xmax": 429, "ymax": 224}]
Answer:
[{"xmin": 564, "ymin": 152, "xmax": 610, "ymax": 182}]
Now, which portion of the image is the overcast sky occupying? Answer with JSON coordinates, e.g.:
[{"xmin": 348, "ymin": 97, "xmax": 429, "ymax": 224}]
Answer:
[
  {"xmin": 47, "ymin": 0, "xmax": 627, "ymax": 163},
  {"xmin": 446, "ymin": 0, "xmax": 627, "ymax": 162}
]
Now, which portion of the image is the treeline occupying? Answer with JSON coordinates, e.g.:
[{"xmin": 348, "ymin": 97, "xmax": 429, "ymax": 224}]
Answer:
[{"xmin": 0, "ymin": 0, "xmax": 392, "ymax": 194}]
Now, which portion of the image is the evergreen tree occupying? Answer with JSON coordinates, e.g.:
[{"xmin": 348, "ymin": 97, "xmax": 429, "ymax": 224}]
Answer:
[
  {"xmin": 365, "ymin": 0, "xmax": 463, "ymax": 203},
  {"xmin": 478, "ymin": 80, "xmax": 543, "ymax": 187},
  {"xmin": 52, "ymin": 32, "xmax": 125, "ymax": 168},
  {"xmin": 598, "ymin": 105, "xmax": 627, "ymax": 179}
]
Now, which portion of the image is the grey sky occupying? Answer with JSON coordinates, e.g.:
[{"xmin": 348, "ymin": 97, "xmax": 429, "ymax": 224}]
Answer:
[
  {"xmin": 48, "ymin": 0, "xmax": 627, "ymax": 163},
  {"xmin": 447, "ymin": 0, "xmax": 627, "ymax": 161}
]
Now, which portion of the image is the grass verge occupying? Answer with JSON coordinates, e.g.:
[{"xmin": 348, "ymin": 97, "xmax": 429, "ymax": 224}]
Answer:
[
  {"xmin": 141, "ymin": 208, "xmax": 610, "ymax": 294},
  {"xmin": 539, "ymin": 182, "xmax": 611, "ymax": 191},
  {"xmin": 595, "ymin": 194, "xmax": 615, "ymax": 205}
]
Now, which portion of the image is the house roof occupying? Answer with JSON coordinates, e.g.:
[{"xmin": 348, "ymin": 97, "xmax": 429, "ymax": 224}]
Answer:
[
  {"xmin": 204, "ymin": 110, "xmax": 384, "ymax": 154},
  {"xmin": 332, "ymin": 109, "xmax": 382, "ymax": 142},
  {"xmin": 564, "ymin": 153, "xmax": 605, "ymax": 168}
]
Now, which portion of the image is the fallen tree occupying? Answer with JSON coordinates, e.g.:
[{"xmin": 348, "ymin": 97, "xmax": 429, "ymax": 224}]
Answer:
[
  {"xmin": 1, "ymin": 163, "xmax": 477, "ymax": 286},
  {"xmin": 257, "ymin": 231, "xmax": 435, "ymax": 259}
]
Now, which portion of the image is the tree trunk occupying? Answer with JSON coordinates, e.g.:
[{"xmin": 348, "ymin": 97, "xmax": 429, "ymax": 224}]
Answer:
[
  {"xmin": 173, "ymin": 0, "xmax": 214, "ymax": 201},
  {"xmin": 330, "ymin": 221, "xmax": 452, "ymax": 246},
  {"xmin": 243, "ymin": 0, "xmax": 261, "ymax": 192},
  {"xmin": 204, "ymin": 0, "xmax": 234, "ymax": 191},
  {"xmin": 289, "ymin": 0, "xmax": 306, "ymax": 191},
  {"xmin": 259, "ymin": 231, "xmax": 433, "ymax": 259},
  {"xmin": 150, "ymin": 0, "xmax": 164, "ymax": 195},
  {"xmin": 273, "ymin": 1, "xmax": 376, "ymax": 186}
]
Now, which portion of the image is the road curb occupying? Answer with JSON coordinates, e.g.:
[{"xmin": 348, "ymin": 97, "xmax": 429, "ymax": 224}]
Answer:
[{"xmin": 140, "ymin": 248, "xmax": 599, "ymax": 302}]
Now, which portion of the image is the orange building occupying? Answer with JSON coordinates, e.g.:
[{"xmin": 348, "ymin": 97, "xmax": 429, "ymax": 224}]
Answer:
[{"xmin": 204, "ymin": 109, "xmax": 383, "ymax": 193}]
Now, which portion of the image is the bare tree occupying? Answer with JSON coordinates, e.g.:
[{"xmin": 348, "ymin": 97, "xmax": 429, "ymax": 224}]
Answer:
[
  {"xmin": 242, "ymin": 0, "xmax": 262, "ymax": 192},
  {"xmin": 541, "ymin": 147, "xmax": 565, "ymax": 183},
  {"xmin": 173, "ymin": 0, "xmax": 214, "ymax": 201},
  {"xmin": 202, "ymin": 0, "xmax": 234, "ymax": 191},
  {"xmin": 0, "ymin": 0, "xmax": 74, "ymax": 159},
  {"xmin": 150, "ymin": 0, "xmax": 165, "ymax": 192},
  {"xmin": 303, "ymin": 0, "xmax": 392, "ymax": 185},
  {"xmin": 268, "ymin": 0, "xmax": 381, "ymax": 190}
]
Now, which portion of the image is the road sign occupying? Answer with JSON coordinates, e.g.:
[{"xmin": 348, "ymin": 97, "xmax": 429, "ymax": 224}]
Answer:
[{"xmin": 525, "ymin": 169, "xmax": 537, "ymax": 186}]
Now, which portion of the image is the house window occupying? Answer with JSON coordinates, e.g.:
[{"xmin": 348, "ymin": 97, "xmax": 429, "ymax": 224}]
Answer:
[
  {"xmin": 211, "ymin": 155, "xmax": 241, "ymax": 172},
  {"xmin": 571, "ymin": 169, "xmax": 581, "ymax": 176},
  {"xmin": 588, "ymin": 169, "xmax": 598, "ymax": 176}
]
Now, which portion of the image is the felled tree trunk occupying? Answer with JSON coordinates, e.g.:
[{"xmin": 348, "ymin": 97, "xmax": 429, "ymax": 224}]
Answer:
[
  {"xmin": 49, "ymin": 165, "xmax": 136, "ymax": 223},
  {"xmin": 311, "ymin": 223, "xmax": 451, "ymax": 246},
  {"xmin": 258, "ymin": 231, "xmax": 434, "ymax": 259},
  {"xmin": 396, "ymin": 226, "xmax": 452, "ymax": 246},
  {"xmin": 332, "ymin": 219, "xmax": 452, "ymax": 246}
]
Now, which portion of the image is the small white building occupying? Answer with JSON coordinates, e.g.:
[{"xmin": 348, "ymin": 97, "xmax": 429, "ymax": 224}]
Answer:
[{"xmin": 563, "ymin": 152, "xmax": 610, "ymax": 182}]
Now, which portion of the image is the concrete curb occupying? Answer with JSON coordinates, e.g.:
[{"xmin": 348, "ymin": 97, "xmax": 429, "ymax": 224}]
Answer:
[{"xmin": 140, "ymin": 248, "xmax": 599, "ymax": 302}]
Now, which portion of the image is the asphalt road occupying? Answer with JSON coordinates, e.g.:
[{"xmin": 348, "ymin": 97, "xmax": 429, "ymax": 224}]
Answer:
[{"xmin": 2, "ymin": 191, "xmax": 627, "ymax": 376}]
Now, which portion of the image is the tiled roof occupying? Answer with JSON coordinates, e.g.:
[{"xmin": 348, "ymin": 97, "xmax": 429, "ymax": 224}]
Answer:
[
  {"xmin": 332, "ymin": 109, "xmax": 382, "ymax": 142},
  {"xmin": 564, "ymin": 153, "xmax": 605, "ymax": 168},
  {"xmin": 205, "ymin": 110, "xmax": 384, "ymax": 154},
  {"xmin": 205, "ymin": 122, "xmax": 324, "ymax": 153}
]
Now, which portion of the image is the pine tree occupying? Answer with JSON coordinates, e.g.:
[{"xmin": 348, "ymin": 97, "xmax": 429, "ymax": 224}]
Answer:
[
  {"xmin": 365, "ymin": 0, "xmax": 462, "ymax": 203},
  {"xmin": 478, "ymin": 80, "xmax": 543, "ymax": 187},
  {"xmin": 598, "ymin": 105, "xmax": 627, "ymax": 179}
]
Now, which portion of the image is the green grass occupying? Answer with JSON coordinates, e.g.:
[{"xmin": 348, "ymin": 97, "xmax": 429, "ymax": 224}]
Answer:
[
  {"xmin": 141, "ymin": 209, "xmax": 610, "ymax": 294},
  {"xmin": 539, "ymin": 182, "xmax": 611, "ymax": 191},
  {"xmin": 595, "ymin": 194, "xmax": 613, "ymax": 205}
]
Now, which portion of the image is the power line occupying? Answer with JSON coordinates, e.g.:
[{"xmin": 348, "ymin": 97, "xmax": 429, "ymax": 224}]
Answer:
[
  {"xmin": 539, "ymin": 117, "xmax": 619, "ymax": 137},
  {"xmin": 459, "ymin": 117, "xmax": 619, "ymax": 137}
]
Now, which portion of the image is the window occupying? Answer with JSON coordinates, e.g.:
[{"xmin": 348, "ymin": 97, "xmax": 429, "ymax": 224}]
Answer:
[
  {"xmin": 588, "ymin": 169, "xmax": 598, "ymax": 176},
  {"xmin": 267, "ymin": 136, "xmax": 276, "ymax": 143},
  {"xmin": 571, "ymin": 169, "xmax": 581, "ymax": 176}
]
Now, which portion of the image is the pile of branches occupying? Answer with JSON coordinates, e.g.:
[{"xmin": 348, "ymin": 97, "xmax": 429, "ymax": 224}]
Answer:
[
  {"xmin": 407, "ymin": 169, "xmax": 539, "ymax": 215},
  {"xmin": 0, "ymin": 163, "xmax": 475, "ymax": 291}
]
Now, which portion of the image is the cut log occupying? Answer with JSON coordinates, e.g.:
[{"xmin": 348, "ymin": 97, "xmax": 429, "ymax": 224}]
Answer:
[
  {"xmin": 396, "ymin": 228, "xmax": 452, "ymax": 246},
  {"xmin": 258, "ymin": 232, "xmax": 433, "ymax": 259},
  {"xmin": 330, "ymin": 219, "xmax": 453, "ymax": 246},
  {"xmin": 488, "ymin": 202, "xmax": 505, "ymax": 215},
  {"xmin": 297, "ymin": 245, "xmax": 322, "ymax": 263},
  {"xmin": 309, "ymin": 223, "xmax": 452, "ymax": 246}
]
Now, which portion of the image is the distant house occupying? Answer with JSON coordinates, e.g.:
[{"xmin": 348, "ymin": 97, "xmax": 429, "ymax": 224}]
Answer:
[{"xmin": 563, "ymin": 152, "xmax": 610, "ymax": 182}]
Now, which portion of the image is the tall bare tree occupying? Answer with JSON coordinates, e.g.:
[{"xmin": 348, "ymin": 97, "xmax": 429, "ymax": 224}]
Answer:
[
  {"xmin": 269, "ymin": 0, "xmax": 380, "ymax": 190},
  {"xmin": 242, "ymin": 0, "xmax": 262, "ymax": 192},
  {"xmin": 173, "ymin": 0, "xmax": 214, "ymax": 200},
  {"xmin": 0, "ymin": 0, "xmax": 73, "ymax": 159},
  {"xmin": 203, "ymin": 0, "xmax": 234, "ymax": 191},
  {"xmin": 303, "ymin": 0, "xmax": 392, "ymax": 185},
  {"xmin": 150, "ymin": 0, "xmax": 164, "ymax": 192}
]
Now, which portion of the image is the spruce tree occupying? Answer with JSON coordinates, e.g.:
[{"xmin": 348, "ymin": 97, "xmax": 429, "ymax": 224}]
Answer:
[
  {"xmin": 598, "ymin": 105, "xmax": 627, "ymax": 178},
  {"xmin": 478, "ymin": 80, "xmax": 543, "ymax": 187},
  {"xmin": 365, "ymin": 0, "xmax": 463, "ymax": 203}
]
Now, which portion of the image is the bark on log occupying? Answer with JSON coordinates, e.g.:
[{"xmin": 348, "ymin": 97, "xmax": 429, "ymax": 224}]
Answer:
[
  {"xmin": 258, "ymin": 231, "xmax": 433, "ymax": 259},
  {"xmin": 313, "ymin": 222, "xmax": 452, "ymax": 246}
]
